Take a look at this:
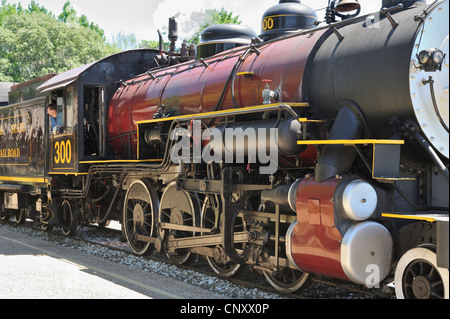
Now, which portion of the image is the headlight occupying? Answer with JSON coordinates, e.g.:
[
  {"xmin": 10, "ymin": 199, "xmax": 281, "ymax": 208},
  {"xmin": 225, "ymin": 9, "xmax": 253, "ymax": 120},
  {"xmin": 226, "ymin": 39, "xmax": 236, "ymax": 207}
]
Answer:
[
  {"xmin": 418, "ymin": 50, "xmax": 431, "ymax": 65},
  {"xmin": 432, "ymin": 50, "xmax": 445, "ymax": 65},
  {"xmin": 417, "ymin": 48, "xmax": 446, "ymax": 71}
]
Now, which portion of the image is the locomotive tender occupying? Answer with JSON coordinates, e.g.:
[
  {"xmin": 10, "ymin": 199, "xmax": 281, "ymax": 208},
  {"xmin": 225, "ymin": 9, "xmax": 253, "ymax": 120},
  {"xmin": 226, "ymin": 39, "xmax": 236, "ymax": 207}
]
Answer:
[{"xmin": 0, "ymin": 0, "xmax": 448, "ymax": 299}]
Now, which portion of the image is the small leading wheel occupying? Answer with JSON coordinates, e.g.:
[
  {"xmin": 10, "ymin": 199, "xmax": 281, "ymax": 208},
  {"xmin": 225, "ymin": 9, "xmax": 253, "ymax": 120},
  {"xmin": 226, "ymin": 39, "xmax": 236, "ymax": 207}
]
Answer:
[
  {"xmin": 159, "ymin": 182, "xmax": 200, "ymax": 266},
  {"xmin": 395, "ymin": 247, "xmax": 449, "ymax": 299},
  {"xmin": 263, "ymin": 221, "xmax": 315, "ymax": 294},
  {"xmin": 60, "ymin": 200, "xmax": 78, "ymax": 236},
  {"xmin": 201, "ymin": 194, "xmax": 247, "ymax": 278},
  {"xmin": 264, "ymin": 267, "xmax": 315, "ymax": 294},
  {"xmin": 123, "ymin": 180, "xmax": 159, "ymax": 256}
]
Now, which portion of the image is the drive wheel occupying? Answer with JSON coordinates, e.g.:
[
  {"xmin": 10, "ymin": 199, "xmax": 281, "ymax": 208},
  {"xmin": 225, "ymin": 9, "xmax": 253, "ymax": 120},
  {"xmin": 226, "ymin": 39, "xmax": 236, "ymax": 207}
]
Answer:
[
  {"xmin": 123, "ymin": 180, "xmax": 159, "ymax": 256},
  {"xmin": 201, "ymin": 194, "xmax": 247, "ymax": 278},
  {"xmin": 14, "ymin": 209, "xmax": 26, "ymax": 225},
  {"xmin": 395, "ymin": 247, "xmax": 449, "ymax": 299},
  {"xmin": 159, "ymin": 182, "xmax": 200, "ymax": 266}
]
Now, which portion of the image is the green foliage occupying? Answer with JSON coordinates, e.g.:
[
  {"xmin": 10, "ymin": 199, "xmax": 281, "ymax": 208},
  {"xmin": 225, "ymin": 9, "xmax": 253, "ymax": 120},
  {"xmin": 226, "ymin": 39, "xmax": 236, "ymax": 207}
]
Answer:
[
  {"xmin": 0, "ymin": 1, "xmax": 243, "ymax": 82},
  {"xmin": 188, "ymin": 8, "xmax": 242, "ymax": 44},
  {"xmin": 27, "ymin": 0, "xmax": 51, "ymax": 15},
  {"xmin": 0, "ymin": 0, "xmax": 116, "ymax": 83},
  {"xmin": 1, "ymin": 0, "xmax": 53, "ymax": 23},
  {"xmin": 1, "ymin": 0, "xmax": 18, "ymax": 25},
  {"xmin": 139, "ymin": 40, "xmax": 170, "ymax": 51},
  {"xmin": 57, "ymin": 1, "xmax": 77, "ymax": 23},
  {"xmin": 109, "ymin": 32, "xmax": 139, "ymax": 51},
  {"xmin": 58, "ymin": 1, "xmax": 105, "ymax": 40},
  {"xmin": 108, "ymin": 8, "xmax": 241, "ymax": 51},
  {"xmin": 210, "ymin": 7, "xmax": 242, "ymax": 25}
]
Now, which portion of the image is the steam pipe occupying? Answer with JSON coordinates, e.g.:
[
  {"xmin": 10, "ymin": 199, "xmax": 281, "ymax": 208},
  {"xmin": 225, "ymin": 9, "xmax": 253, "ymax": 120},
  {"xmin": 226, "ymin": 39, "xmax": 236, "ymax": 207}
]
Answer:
[
  {"xmin": 315, "ymin": 107, "xmax": 364, "ymax": 182},
  {"xmin": 157, "ymin": 29, "xmax": 163, "ymax": 56}
]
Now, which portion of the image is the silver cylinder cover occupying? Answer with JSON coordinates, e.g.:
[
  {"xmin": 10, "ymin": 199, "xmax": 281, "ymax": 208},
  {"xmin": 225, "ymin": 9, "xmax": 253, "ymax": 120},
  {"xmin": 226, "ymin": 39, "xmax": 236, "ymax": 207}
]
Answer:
[
  {"xmin": 341, "ymin": 221, "xmax": 393, "ymax": 286},
  {"xmin": 342, "ymin": 179, "xmax": 378, "ymax": 221}
]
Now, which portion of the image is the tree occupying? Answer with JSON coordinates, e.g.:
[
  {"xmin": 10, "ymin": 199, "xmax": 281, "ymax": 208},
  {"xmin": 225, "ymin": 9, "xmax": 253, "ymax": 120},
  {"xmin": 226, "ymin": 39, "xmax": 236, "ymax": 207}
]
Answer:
[
  {"xmin": 27, "ymin": 1, "xmax": 51, "ymax": 15},
  {"xmin": 0, "ymin": 57, "xmax": 13, "ymax": 81},
  {"xmin": 0, "ymin": 10, "xmax": 116, "ymax": 82},
  {"xmin": 1, "ymin": 0, "xmax": 53, "ymax": 22},
  {"xmin": 139, "ymin": 39, "xmax": 170, "ymax": 51},
  {"xmin": 135, "ymin": 8, "xmax": 241, "ymax": 51},
  {"xmin": 1, "ymin": 0, "xmax": 19, "ymax": 25},
  {"xmin": 210, "ymin": 7, "xmax": 242, "ymax": 25},
  {"xmin": 1, "ymin": 0, "xmax": 117, "ymax": 82},
  {"xmin": 109, "ymin": 32, "xmax": 139, "ymax": 51},
  {"xmin": 58, "ymin": 1, "xmax": 105, "ymax": 40},
  {"xmin": 57, "ymin": 1, "xmax": 77, "ymax": 23},
  {"xmin": 187, "ymin": 8, "xmax": 242, "ymax": 44}
]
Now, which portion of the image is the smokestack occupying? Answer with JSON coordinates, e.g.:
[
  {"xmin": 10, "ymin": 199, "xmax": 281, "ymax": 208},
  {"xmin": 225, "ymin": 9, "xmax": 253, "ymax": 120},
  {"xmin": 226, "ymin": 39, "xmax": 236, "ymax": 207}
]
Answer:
[{"xmin": 168, "ymin": 17, "xmax": 178, "ymax": 54}]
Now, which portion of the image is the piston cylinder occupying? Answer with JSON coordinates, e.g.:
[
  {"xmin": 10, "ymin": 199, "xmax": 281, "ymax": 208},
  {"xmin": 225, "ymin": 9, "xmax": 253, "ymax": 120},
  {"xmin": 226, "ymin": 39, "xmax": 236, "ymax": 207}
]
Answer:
[
  {"xmin": 209, "ymin": 117, "xmax": 307, "ymax": 157},
  {"xmin": 287, "ymin": 176, "xmax": 393, "ymax": 285},
  {"xmin": 260, "ymin": 179, "xmax": 302, "ymax": 213}
]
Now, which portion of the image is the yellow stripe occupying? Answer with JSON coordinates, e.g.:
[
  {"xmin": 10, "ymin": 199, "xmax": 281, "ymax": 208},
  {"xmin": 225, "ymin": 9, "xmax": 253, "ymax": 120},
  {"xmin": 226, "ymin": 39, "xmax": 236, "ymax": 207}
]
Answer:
[
  {"xmin": 236, "ymin": 71, "xmax": 255, "ymax": 76},
  {"xmin": 79, "ymin": 159, "xmax": 162, "ymax": 164},
  {"xmin": 374, "ymin": 177, "xmax": 416, "ymax": 181},
  {"xmin": 264, "ymin": 14, "xmax": 318, "ymax": 20},
  {"xmin": 0, "ymin": 114, "xmax": 30, "ymax": 121},
  {"xmin": 297, "ymin": 139, "xmax": 405, "ymax": 145},
  {"xmin": 136, "ymin": 103, "xmax": 309, "ymax": 125},
  {"xmin": 382, "ymin": 213, "xmax": 437, "ymax": 223},
  {"xmin": 298, "ymin": 118, "xmax": 327, "ymax": 123},
  {"xmin": 48, "ymin": 172, "xmax": 88, "ymax": 176},
  {"xmin": 0, "ymin": 176, "xmax": 48, "ymax": 184},
  {"xmin": 51, "ymin": 133, "xmax": 75, "ymax": 138}
]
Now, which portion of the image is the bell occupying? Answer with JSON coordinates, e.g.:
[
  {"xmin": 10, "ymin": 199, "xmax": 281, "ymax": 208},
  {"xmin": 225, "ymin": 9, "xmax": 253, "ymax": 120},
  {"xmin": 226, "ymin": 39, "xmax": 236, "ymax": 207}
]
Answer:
[{"xmin": 335, "ymin": 0, "xmax": 361, "ymax": 13}]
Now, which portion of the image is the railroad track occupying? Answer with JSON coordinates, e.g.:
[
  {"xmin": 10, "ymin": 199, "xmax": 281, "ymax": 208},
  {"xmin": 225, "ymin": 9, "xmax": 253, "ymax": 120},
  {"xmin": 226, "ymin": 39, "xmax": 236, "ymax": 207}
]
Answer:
[
  {"xmin": 1, "ymin": 220, "xmax": 394, "ymax": 299},
  {"xmin": 78, "ymin": 224, "xmax": 394, "ymax": 299}
]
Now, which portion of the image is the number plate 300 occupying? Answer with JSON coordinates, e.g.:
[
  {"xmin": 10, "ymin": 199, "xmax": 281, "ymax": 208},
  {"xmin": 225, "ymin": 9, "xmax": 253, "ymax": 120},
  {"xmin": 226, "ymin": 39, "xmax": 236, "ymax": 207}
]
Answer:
[{"xmin": 51, "ymin": 135, "xmax": 75, "ymax": 170}]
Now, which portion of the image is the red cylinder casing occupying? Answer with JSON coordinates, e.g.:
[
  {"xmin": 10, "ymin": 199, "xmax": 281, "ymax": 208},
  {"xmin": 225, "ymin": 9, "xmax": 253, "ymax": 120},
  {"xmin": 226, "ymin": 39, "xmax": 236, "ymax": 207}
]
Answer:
[
  {"xmin": 107, "ymin": 30, "xmax": 326, "ymax": 159},
  {"xmin": 290, "ymin": 176, "xmax": 349, "ymax": 281}
]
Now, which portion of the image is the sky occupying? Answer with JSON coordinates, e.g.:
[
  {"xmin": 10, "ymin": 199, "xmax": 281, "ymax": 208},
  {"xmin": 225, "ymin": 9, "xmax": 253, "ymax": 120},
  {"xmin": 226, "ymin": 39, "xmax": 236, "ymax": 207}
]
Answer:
[{"xmin": 3, "ymin": 0, "xmax": 410, "ymax": 42}]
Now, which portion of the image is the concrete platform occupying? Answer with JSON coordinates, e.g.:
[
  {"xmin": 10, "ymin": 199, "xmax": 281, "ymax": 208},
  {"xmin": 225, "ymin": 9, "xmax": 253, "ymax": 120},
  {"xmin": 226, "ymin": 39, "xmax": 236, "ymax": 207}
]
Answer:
[{"xmin": 0, "ymin": 227, "xmax": 227, "ymax": 299}]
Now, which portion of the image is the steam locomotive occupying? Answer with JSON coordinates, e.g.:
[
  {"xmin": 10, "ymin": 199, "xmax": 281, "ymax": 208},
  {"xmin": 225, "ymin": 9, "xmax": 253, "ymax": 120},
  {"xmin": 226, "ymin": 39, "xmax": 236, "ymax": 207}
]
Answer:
[{"xmin": 1, "ymin": 0, "xmax": 448, "ymax": 299}]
